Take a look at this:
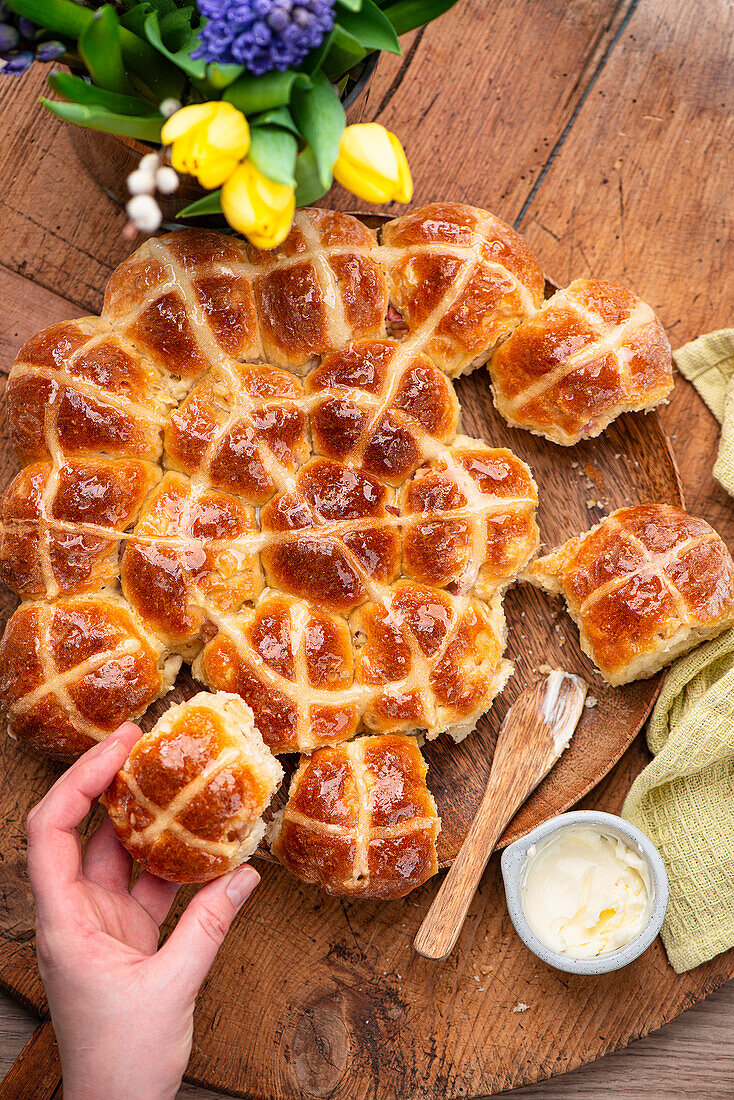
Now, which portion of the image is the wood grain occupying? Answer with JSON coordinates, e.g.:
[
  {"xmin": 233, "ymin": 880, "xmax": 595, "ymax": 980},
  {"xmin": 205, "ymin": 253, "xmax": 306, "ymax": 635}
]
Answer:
[
  {"xmin": 415, "ymin": 674, "xmax": 587, "ymax": 960},
  {"xmin": 0, "ymin": 1021, "xmax": 59, "ymax": 1100},
  {"xmin": 4, "ymin": 985, "xmax": 734, "ymax": 1099},
  {"xmin": 0, "ymin": 0, "xmax": 732, "ymax": 1096}
]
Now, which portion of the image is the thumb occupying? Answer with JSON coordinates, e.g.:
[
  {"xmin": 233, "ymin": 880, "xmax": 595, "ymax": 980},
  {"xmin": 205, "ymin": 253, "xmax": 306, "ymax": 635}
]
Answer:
[{"xmin": 153, "ymin": 865, "xmax": 260, "ymax": 998}]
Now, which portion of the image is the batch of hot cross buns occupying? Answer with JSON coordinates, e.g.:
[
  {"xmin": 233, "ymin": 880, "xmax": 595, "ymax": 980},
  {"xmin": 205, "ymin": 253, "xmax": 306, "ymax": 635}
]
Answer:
[{"xmin": 2, "ymin": 202, "xmax": 733, "ymax": 900}]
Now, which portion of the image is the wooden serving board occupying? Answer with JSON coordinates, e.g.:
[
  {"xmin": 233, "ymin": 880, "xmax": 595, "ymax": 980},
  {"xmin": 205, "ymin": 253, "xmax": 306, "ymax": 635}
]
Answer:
[{"xmin": 1, "ymin": 0, "xmax": 733, "ymax": 1095}]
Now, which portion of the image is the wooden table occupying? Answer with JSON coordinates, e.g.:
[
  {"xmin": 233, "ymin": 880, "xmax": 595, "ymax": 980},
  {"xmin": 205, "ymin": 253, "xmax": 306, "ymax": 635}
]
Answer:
[{"xmin": 0, "ymin": 0, "xmax": 733, "ymax": 1095}]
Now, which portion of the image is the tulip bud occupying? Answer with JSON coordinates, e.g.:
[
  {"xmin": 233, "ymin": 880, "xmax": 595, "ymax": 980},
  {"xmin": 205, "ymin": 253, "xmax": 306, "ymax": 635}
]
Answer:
[
  {"xmin": 221, "ymin": 159, "xmax": 295, "ymax": 250},
  {"xmin": 333, "ymin": 123, "xmax": 413, "ymax": 205},
  {"xmin": 161, "ymin": 101, "xmax": 250, "ymax": 190}
]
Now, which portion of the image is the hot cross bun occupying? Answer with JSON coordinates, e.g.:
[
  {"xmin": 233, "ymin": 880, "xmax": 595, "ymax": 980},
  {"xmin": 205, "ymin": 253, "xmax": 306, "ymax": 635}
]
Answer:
[
  {"xmin": 121, "ymin": 472, "xmax": 262, "ymax": 658},
  {"xmin": 6, "ymin": 318, "xmax": 174, "ymax": 464},
  {"xmin": 268, "ymin": 733, "xmax": 440, "ymax": 899},
  {"xmin": 192, "ymin": 591, "xmax": 361, "ymax": 754},
  {"xmin": 259, "ymin": 458, "xmax": 402, "ymax": 613},
  {"xmin": 307, "ymin": 339, "xmax": 459, "ymax": 483},
  {"xmin": 102, "ymin": 692, "xmax": 283, "ymax": 883},
  {"xmin": 352, "ymin": 582, "xmax": 510, "ymax": 742},
  {"xmin": 525, "ymin": 504, "xmax": 734, "ymax": 684},
  {"xmin": 247, "ymin": 208, "xmax": 388, "ymax": 373},
  {"xmin": 399, "ymin": 438, "xmax": 539, "ymax": 597},
  {"xmin": 164, "ymin": 360, "xmax": 309, "ymax": 503},
  {"xmin": 0, "ymin": 593, "xmax": 179, "ymax": 760},
  {"xmin": 0, "ymin": 457, "xmax": 160, "ymax": 600},
  {"xmin": 489, "ymin": 280, "xmax": 673, "ymax": 445},
  {"xmin": 103, "ymin": 229, "xmax": 262, "ymax": 380},
  {"xmin": 381, "ymin": 202, "xmax": 544, "ymax": 377}
]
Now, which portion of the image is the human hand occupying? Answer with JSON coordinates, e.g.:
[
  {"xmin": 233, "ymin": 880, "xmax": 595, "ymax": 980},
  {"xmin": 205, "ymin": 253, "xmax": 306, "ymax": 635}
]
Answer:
[{"xmin": 26, "ymin": 723, "xmax": 260, "ymax": 1100}]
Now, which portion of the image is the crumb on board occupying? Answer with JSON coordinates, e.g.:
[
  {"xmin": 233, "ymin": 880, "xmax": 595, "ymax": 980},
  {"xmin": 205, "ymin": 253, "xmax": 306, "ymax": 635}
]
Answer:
[
  {"xmin": 513, "ymin": 1002, "xmax": 530, "ymax": 1013},
  {"xmin": 584, "ymin": 461, "xmax": 605, "ymax": 492},
  {"xmin": 585, "ymin": 695, "xmax": 598, "ymax": 708}
]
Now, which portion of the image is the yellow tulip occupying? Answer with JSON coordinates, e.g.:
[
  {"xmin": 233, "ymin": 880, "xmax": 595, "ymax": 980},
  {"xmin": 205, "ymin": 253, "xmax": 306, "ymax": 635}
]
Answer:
[
  {"xmin": 221, "ymin": 159, "xmax": 296, "ymax": 249},
  {"xmin": 161, "ymin": 102, "xmax": 250, "ymax": 191},
  {"xmin": 333, "ymin": 123, "xmax": 413, "ymax": 205}
]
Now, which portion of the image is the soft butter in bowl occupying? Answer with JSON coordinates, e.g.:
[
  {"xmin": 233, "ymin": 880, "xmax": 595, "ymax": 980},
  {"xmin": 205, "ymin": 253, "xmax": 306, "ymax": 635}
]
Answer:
[{"xmin": 501, "ymin": 811, "xmax": 669, "ymax": 974}]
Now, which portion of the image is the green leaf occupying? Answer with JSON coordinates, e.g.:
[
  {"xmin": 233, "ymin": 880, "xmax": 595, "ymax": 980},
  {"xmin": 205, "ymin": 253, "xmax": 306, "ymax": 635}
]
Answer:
[
  {"xmin": 5, "ymin": 0, "xmax": 185, "ymax": 98},
  {"xmin": 322, "ymin": 23, "xmax": 367, "ymax": 80},
  {"xmin": 249, "ymin": 107, "xmax": 300, "ymax": 136},
  {"xmin": 119, "ymin": 4, "xmax": 152, "ymax": 37},
  {"xmin": 47, "ymin": 71, "xmax": 159, "ymax": 115},
  {"xmin": 249, "ymin": 126, "xmax": 298, "ymax": 188},
  {"xmin": 337, "ymin": 0, "xmax": 401, "ymax": 53},
  {"xmin": 40, "ymin": 97, "xmax": 164, "ymax": 141},
  {"xmin": 136, "ymin": 0, "xmax": 177, "ymax": 14},
  {"xmin": 143, "ymin": 9, "xmax": 207, "ymax": 79},
  {"xmin": 207, "ymin": 62, "xmax": 245, "ymax": 90},
  {"xmin": 291, "ymin": 71, "xmax": 345, "ymax": 190},
  {"xmin": 381, "ymin": 0, "xmax": 460, "ymax": 37},
  {"xmin": 294, "ymin": 145, "xmax": 329, "ymax": 206},
  {"xmin": 159, "ymin": 6, "xmax": 196, "ymax": 50},
  {"xmin": 337, "ymin": 0, "xmax": 363, "ymax": 9},
  {"xmin": 5, "ymin": 0, "xmax": 90, "ymax": 39},
  {"xmin": 224, "ymin": 70, "xmax": 311, "ymax": 115},
  {"xmin": 178, "ymin": 190, "xmax": 223, "ymax": 217},
  {"xmin": 78, "ymin": 6, "xmax": 133, "ymax": 94}
]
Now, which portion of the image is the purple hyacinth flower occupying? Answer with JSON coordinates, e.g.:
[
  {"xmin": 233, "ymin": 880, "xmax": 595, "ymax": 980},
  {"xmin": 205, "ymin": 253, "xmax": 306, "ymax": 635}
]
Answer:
[
  {"xmin": 0, "ymin": 23, "xmax": 18, "ymax": 52},
  {"xmin": 35, "ymin": 40, "xmax": 66, "ymax": 62},
  {"xmin": 2, "ymin": 50, "xmax": 34, "ymax": 74},
  {"xmin": 193, "ymin": 0, "xmax": 335, "ymax": 75}
]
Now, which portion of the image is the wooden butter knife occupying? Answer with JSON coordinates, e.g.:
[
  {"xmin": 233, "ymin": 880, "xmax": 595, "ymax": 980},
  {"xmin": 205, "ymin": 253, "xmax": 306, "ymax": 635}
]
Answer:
[{"xmin": 414, "ymin": 670, "xmax": 587, "ymax": 961}]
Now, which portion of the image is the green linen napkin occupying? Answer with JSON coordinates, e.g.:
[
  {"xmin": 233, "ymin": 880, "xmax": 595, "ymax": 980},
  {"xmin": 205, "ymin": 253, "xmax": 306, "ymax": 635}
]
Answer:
[
  {"xmin": 673, "ymin": 329, "xmax": 734, "ymax": 494},
  {"xmin": 623, "ymin": 631, "xmax": 734, "ymax": 973},
  {"xmin": 622, "ymin": 329, "xmax": 734, "ymax": 973}
]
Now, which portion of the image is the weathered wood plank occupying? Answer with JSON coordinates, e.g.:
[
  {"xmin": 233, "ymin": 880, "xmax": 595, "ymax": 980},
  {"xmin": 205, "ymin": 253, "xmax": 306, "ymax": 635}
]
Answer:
[
  {"xmin": 0, "ymin": 265, "xmax": 80, "ymax": 372},
  {"xmin": 516, "ymin": 0, "xmax": 734, "ymax": 339},
  {"xmin": 333, "ymin": 0, "xmax": 640, "ymax": 219}
]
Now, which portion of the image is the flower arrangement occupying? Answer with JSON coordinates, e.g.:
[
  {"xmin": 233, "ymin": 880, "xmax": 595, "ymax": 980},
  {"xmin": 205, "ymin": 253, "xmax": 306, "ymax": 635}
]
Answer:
[{"xmin": 1, "ymin": 0, "xmax": 460, "ymax": 246}]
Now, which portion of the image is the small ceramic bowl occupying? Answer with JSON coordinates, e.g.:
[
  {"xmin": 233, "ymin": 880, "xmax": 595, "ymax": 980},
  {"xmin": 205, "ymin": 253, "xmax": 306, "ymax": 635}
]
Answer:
[{"xmin": 500, "ymin": 810, "xmax": 669, "ymax": 975}]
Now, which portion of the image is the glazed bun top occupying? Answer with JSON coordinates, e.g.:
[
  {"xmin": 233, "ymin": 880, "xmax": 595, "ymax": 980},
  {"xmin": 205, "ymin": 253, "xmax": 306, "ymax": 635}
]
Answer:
[{"xmin": 102, "ymin": 691, "xmax": 283, "ymax": 883}]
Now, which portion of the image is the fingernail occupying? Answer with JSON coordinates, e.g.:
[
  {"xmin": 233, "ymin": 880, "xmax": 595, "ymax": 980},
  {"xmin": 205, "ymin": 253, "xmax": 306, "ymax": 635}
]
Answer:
[{"xmin": 225, "ymin": 865, "xmax": 260, "ymax": 910}]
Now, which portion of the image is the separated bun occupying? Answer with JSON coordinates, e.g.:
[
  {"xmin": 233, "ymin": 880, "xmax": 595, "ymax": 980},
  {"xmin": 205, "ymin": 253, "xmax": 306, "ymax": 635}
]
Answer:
[{"xmin": 102, "ymin": 691, "xmax": 283, "ymax": 882}]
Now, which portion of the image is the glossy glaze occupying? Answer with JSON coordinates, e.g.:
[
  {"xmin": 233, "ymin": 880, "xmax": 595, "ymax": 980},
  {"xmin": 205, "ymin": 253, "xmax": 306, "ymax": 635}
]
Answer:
[
  {"xmin": 527, "ymin": 504, "xmax": 734, "ymax": 683},
  {"xmin": 382, "ymin": 202, "xmax": 544, "ymax": 378},
  {"xmin": 102, "ymin": 695, "xmax": 282, "ymax": 882},
  {"xmin": 490, "ymin": 279, "xmax": 673, "ymax": 445},
  {"xmin": 2, "ymin": 206, "xmax": 556, "ymax": 773},
  {"xmin": 270, "ymin": 733, "xmax": 440, "ymax": 899},
  {"xmin": 0, "ymin": 595, "xmax": 172, "ymax": 760},
  {"xmin": 197, "ymin": 593, "xmax": 359, "ymax": 754}
]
